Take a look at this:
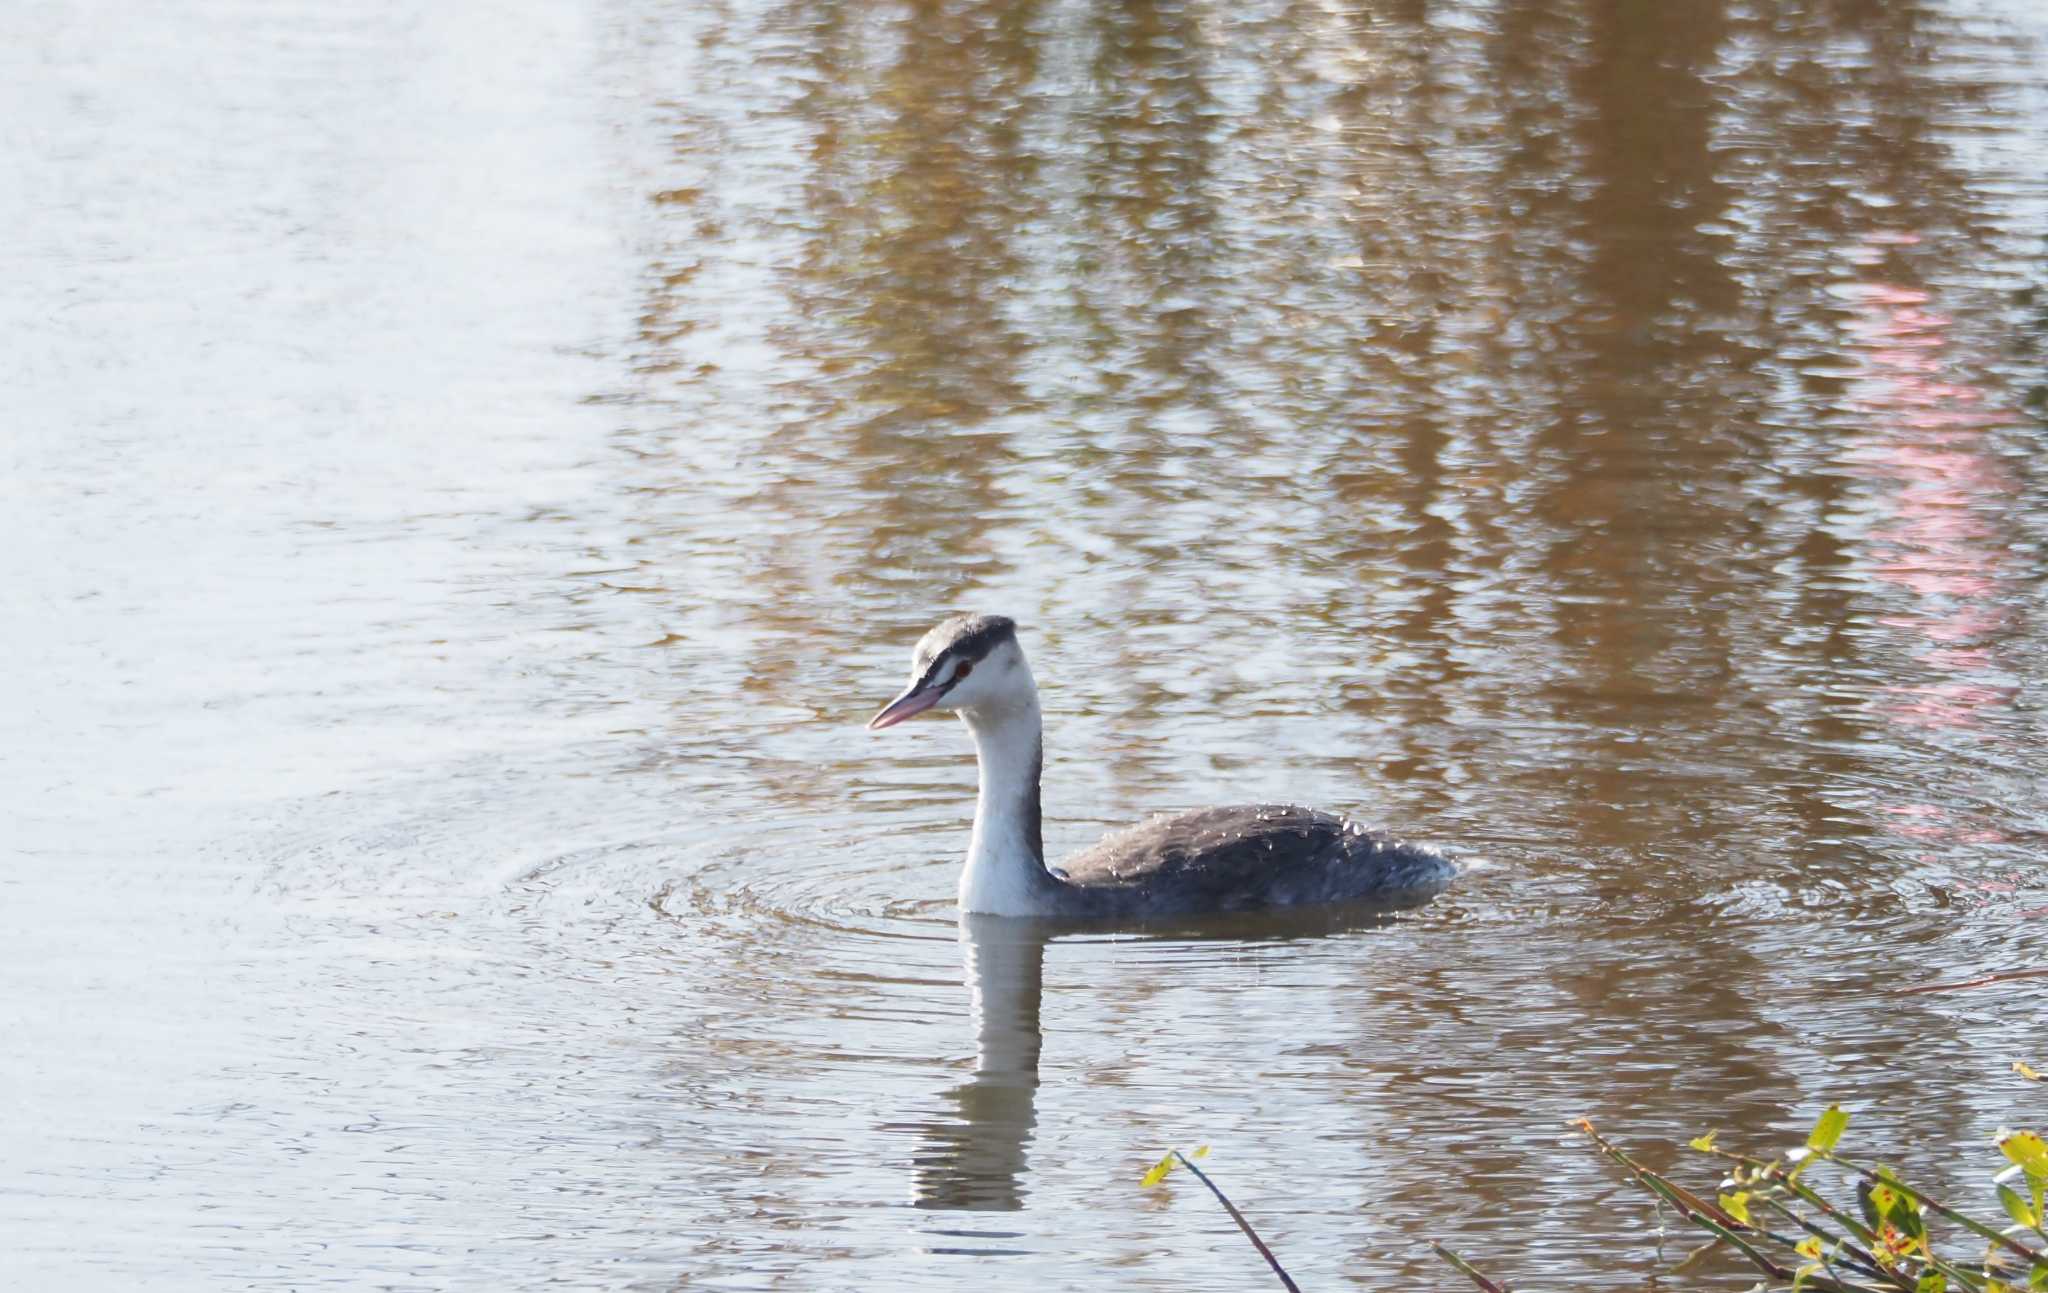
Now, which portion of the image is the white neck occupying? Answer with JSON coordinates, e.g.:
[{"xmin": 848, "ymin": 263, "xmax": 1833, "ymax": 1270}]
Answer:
[{"xmin": 956, "ymin": 690, "xmax": 1052, "ymax": 916}]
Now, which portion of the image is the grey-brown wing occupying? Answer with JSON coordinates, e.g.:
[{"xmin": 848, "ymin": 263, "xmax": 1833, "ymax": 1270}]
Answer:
[
  {"xmin": 1053, "ymin": 803, "xmax": 1453, "ymax": 915},
  {"xmin": 1058, "ymin": 804, "xmax": 1349, "ymax": 886}
]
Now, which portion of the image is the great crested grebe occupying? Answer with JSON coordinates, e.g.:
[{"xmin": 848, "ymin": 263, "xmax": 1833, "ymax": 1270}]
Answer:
[{"xmin": 867, "ymin": 614, "xmax": 1455, "ymax": 918}]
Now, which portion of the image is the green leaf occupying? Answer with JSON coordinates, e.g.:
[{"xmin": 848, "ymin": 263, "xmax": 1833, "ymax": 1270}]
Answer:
[
  {"xmin": 1191, "ymin": 1146, "xmax": 1210, "ymax": 1160},
  {"xmin": 2001, "ymin": 1130, "xmax": 2048, "ymax": 1179},
  {"xmin": 1719, "ymin": 1191, "xmax": 1752, "ymax": 1225},
  {"xmin": 1917, "ymin": 1272, "xmax": 1948, "ymax": 1293},
  {"xmin": 2006, "ymin": 1130, "xmax": 2048, "ymax": 1222},
  {"xmin": 1691, "ymin": 1130, "xmax": 1719, "ymax": 1153},
  {"xmin": 1808, "ymin": 1105, "xmax": 1851, "ymax": 1155},
  {"xmin": 1859, "ymin": 1178, "xmax": 1886, "ymax": 1233},
  {"xmin": 1140, "ymin": 1152, "xmax": 1175, "ymax": 1188},
  {"xmin": 1878, "ymin": 1168, "xmax": 1927, "ymax": 1250},
  {"xmin": 1997, "ymin": 1182, "xmax": 2040, "ymax": 1230}
]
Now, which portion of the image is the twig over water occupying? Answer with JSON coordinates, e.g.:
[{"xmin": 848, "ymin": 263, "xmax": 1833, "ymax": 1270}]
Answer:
[
  {"xmin": 1431, "ymin": 1242, "xmax": 1510, "ymax": 1292},
  {"xmin": 1891, "ymin": 966, "xmax": 2048, "ymax": 995},
  {"xmin": 1168, "ymin": 1150, "xmax": 1301, "ymax": 1293}
]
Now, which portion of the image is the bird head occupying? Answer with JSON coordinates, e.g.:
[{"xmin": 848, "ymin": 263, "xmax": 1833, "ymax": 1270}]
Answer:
[{"xmin": 868, "ymin": 613, "xmax": 1033, "ymax": 730}]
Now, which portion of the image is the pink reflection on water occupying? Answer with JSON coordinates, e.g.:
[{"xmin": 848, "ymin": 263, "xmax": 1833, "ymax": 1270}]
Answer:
[
  {"xmin": 1832, "ymin": 237, "xmax": 2024, "ymax": 857},
  {"xmin": 1834, "ymin": 256, "xmax": 2018, "ymax": 736}
]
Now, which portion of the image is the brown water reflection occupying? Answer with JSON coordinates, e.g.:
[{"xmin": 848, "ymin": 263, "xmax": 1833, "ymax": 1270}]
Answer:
[
  {"xmin": 6, "ymin": 0, "xmax": 2047, "ymax": 1288},
  {"xmin": 616, "ymin": 0, "xmax": 2048, "ymax": 1284},
  {"xmin": 628, "ymin": 0, "xmax": 2046, "ymax": 861}
]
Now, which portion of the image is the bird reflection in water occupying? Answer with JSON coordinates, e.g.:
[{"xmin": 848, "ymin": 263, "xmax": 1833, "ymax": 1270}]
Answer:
[
  {"xmin": 909, "ymin": 906, "xmax": 1425, "ymax": 1218},
  {"xmin": 912, "ymin": 916, "xmax": 1047, "ymax": 1216}
]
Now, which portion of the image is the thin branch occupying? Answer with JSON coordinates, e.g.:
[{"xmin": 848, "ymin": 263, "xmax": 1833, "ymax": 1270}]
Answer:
[
  {"xmin": 1892, "ymin": 967, "xmax": 2048, "ymax": 996},
  {"xmin": 1772, "ymin": 1165, "xmax": 1894, "ymax": 1262},
  {"xmin": 1172, "ymin": 1151, "xmax": 1301, "ymax": 1293},
  {"xmin": 1578, "ymin": 1123, "xmax": 1783, "ymax": 1270},
  {"xmin": 1575, "ymin": 1120, "xmax": 1887, "ymax": 1293},
  {"xmin": 1431, "ymin": 1242, "xmax": 1510, "ymax": 1293},
  {"xmin": 1755, "ymin": 1195, "xmax": 1905, "ymax": 1290},
  {"xmin": 1665, "ymin": 1235, "xmax": 1724, "ymax": 1276}
]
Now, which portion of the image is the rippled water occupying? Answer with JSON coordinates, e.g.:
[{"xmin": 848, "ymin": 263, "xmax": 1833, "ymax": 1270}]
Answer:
[{"xmin": 6, "ymin": 0, "xmax": 2047, "ymax": 1288}]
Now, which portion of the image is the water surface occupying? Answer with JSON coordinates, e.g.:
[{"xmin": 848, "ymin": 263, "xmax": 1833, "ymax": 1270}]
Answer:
[{"xmin": 5, "ymin": 0, "xmax": 2047, "ymax": 1288}]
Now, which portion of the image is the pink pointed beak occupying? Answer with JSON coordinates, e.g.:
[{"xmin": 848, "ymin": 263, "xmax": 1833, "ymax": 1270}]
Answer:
[{"xmin": 868, "ymin": 684, "xmax": 943, "ymax": 730}]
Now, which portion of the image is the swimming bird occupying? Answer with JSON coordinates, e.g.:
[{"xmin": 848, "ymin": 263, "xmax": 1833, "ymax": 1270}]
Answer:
[{"xmin": 867, "ymin": 614, "xmax": 1455, "ymax": 918}]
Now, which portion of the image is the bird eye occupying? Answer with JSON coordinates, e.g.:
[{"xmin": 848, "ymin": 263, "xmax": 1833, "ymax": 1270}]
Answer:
[{"xmin": 954, "ymin": 662, "xmax": 973, "ymax": 680}]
